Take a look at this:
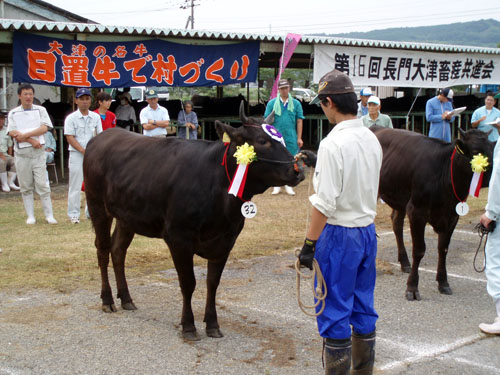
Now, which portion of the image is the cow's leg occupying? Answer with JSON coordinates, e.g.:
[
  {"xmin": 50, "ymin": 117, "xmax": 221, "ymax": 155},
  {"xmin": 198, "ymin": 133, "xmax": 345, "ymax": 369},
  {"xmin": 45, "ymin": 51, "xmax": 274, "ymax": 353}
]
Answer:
[
  {"xmin": 90, "ymin": 205, "xmax": 115, "ymax": 313},
  {"xmin": 110, "ymin": 221, "xmax": 136, "ymax": 311},
  {"xmin": 169, "ymin": 246, "xmax": 199, "ymax": 341},
  {"xmin": 392, "ymin": 209, "xmax": 411, "ymax": 273},
  {"xmin": 406, "ymin": 209, "xmax": 427, "ymax": 301},
  {"xmin": 436, "ymin": 220, "xmax": 457, "ymax": 295},
  {"xmin": 204, "ymin": 255, "xmax": 229, "ymax": 338}
]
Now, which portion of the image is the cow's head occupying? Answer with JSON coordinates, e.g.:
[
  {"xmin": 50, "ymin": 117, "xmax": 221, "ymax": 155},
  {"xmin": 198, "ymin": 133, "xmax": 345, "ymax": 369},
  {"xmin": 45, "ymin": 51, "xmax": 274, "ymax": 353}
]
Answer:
[
  {"xmin": 456, "ymin": 127, "xmax": 494, "ymax": 185},
  {"xmin": 215, "ymin": 102, "xmax": 305, "ymax": 198}
]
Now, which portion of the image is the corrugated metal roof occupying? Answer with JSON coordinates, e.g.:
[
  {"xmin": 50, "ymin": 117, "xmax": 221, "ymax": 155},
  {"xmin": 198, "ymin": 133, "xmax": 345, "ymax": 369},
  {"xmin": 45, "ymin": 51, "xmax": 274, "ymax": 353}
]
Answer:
[{"xmin": 1, "ymin": 18, "xmax": 499, "ymax": 55}]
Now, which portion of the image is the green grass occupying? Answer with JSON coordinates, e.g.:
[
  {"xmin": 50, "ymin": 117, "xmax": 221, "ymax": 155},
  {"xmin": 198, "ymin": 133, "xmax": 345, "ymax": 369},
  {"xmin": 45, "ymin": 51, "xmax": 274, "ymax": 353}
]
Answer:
[{"xmin": 0, "ymin": 173, "xmax": 489, "ymax": 292}]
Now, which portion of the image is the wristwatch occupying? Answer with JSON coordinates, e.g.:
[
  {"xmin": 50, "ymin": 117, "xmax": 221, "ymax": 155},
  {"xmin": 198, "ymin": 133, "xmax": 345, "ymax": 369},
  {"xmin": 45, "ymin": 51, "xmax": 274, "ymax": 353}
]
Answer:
[{"xmin": 153, "ymin": 120, "xmax": 156, "ymax": 125}]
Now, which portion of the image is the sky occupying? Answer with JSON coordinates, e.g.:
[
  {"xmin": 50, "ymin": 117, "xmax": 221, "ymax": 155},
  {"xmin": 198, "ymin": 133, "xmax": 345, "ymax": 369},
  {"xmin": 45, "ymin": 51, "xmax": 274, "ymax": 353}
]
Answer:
[{"xmin": 44, "ymin": 0, "xmax": 500, "ymax": 36}]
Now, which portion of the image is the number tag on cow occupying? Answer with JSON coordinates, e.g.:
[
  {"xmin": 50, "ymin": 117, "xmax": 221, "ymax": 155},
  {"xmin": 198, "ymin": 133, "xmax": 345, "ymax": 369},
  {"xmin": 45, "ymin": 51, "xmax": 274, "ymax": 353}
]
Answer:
[
  {"xmin": 456, "ymin": 202, "xmax": 469, "ymax": 216},
  {"xmin": 241, "ymin": 201, "xmax": 257, "ymax": 218}
]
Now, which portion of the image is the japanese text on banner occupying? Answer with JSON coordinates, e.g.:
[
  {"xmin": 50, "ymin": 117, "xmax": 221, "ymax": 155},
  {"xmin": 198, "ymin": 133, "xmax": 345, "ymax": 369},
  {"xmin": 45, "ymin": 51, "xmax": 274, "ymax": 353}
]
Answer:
[{"xmin": 14, "ymin": 32, "xmax": 259, "ymax": 88}]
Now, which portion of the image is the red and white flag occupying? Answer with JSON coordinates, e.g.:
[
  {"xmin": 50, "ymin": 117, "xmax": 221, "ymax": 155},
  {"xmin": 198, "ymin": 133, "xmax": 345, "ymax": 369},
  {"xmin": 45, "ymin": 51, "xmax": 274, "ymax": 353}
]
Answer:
[{"xmin": 269, "ymin": 33, "xmax": 302, "ymax": 99}]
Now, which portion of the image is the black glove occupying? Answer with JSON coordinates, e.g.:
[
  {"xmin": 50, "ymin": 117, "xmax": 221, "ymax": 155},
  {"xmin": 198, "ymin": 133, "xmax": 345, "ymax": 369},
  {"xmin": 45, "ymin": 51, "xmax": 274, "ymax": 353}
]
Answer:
[
  {"xmin": 297, "ymin": 150, "xmax": 317, "ymax": 168},
  {"xmin": 298, "ymin": 238, "xmax": 316, "ymax": 270}
]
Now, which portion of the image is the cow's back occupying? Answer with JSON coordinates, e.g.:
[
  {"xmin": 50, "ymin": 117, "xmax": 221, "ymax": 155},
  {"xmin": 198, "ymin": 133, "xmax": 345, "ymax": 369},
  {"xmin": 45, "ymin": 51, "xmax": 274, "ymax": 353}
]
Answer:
[
  {"xmin": 84, "ymin": 128, "xmax": 236, "ymax": 240},
  {"xmin": 372, "ymin": 126, "xmax": 452, "ymax": 210}
]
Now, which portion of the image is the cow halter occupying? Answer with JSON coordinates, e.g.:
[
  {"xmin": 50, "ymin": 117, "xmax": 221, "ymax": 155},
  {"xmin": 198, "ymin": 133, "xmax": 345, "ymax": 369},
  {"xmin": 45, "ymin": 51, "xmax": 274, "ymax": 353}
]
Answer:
[
  {"xmin": 221, "ymin": 124, "xmax": 300, "ymax": 199},
  {"xmin": 450, "ymin": 148, "xmax": 468, "ymax": 216}
]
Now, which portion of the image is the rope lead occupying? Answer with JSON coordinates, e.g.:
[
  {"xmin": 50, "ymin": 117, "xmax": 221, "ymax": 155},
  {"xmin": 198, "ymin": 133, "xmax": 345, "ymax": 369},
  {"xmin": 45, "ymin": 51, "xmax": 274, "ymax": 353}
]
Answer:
[{"xmin": 294, "ymin": 257, "xmax": 327, "ymax": 317}]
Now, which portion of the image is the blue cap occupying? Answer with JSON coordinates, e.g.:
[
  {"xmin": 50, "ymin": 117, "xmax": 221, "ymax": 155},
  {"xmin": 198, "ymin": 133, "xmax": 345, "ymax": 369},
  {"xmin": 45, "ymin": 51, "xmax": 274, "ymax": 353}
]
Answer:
[
  {"xmin": 360, "ymin": 88, "xmax": 373, "ymax": 96},
  {"xmin": 75, "ymin": 88, "xmax": 91, "ymax": 98}
]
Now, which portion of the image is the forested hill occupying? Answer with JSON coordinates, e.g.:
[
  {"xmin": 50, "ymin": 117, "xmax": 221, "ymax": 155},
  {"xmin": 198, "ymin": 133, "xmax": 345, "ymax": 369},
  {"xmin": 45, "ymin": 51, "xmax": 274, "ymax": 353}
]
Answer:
[{"xmin": 325, "ymin": 19, "xmax": 500, "ymax": 48}]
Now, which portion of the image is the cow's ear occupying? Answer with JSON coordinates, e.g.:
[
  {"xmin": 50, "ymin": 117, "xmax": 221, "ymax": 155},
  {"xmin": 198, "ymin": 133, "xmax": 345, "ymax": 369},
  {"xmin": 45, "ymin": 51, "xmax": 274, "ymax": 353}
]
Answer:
[
  {"xmin": 215, "ymin": 120, "xmax": 241, "ymax": 143},
  {"xmin": 455, "ymin": 138, "xmax": 473, "ymax": 158}
]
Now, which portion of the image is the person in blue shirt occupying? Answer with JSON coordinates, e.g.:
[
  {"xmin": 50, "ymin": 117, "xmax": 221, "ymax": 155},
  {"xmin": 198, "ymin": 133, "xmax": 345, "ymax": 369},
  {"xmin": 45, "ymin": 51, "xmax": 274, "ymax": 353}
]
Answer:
[
  {"xmin": 357, "ymin": 88, "xmax": 372, "ymax": 118},
  {"xmin": 264, "ymin": 79, "xmax": 304, "ymax": 195},
  {"xmin": 471, "ymin": 92, "xmax": 500, "ymax": 142},
  {"xmin": 425, "ymin": 88, "xmax": 455, "ymax": 142}
]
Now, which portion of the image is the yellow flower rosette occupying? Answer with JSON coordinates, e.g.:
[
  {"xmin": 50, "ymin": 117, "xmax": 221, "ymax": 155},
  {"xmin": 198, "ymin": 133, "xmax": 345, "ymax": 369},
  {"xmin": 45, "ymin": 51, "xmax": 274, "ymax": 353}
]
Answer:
[
  {"xmin": 470, "ymin": 153, "xmax": 489, "ymax": 173},
  {"xmin": 234, "ymin": 143, "xmax": 257, "ymax": 165}
]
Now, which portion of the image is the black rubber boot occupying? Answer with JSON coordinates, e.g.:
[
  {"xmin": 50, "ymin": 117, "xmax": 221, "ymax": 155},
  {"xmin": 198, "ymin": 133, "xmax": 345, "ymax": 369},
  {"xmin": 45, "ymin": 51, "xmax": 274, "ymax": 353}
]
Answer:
[
  {"xmin": 323, "ymin": 337, "xmax": 351, "ymax": 375},
  {"xmin": 352, "ymin": 330, "xmax": 376, "ymax": 375}
]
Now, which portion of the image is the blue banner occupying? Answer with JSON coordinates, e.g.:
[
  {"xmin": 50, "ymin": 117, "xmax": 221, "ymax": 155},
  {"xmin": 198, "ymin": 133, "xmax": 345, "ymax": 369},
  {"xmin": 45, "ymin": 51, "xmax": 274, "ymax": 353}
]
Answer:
[{"xmin": 13, "ymin": 32, "xmax": 259, "ymax": 88}]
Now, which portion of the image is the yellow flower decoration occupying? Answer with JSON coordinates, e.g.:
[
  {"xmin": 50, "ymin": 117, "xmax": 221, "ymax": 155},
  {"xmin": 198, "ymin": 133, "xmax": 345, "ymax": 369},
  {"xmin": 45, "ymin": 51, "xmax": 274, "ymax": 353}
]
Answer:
[
  {"xmin": 233, "ymin": 143, "xmax": 257, "ymax": 165},
  {"xmin": 471, "ymin": 153, "xmax": 489, "ymax": 173}
]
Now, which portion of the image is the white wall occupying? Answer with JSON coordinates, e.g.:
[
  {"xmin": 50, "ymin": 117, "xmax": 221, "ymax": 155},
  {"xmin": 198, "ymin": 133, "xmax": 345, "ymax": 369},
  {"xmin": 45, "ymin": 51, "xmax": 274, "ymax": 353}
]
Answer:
[{"xmin": 2, "ymin": 66, "xmax": 61, "ymax": 111}]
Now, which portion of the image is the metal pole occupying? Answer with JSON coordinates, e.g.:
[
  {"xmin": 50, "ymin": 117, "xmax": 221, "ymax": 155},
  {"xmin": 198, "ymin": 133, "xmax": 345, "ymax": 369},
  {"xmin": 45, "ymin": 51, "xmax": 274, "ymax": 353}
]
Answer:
[
  {"xmin": 1, "ymin": 66, "xmax": 6, "ymax": 111},
  {"xmin": 191, "ymin": 0, "xmax": 194, "ymax": 29}
]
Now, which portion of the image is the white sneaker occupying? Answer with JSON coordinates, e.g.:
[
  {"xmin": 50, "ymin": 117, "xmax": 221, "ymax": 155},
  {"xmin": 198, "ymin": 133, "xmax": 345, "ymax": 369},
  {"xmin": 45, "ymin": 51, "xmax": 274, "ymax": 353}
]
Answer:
[
  {"xmin": 46, "ymin": 216, "xmax": 58, "ymax": 225},
  {"xmin": 26, "ymin": 216, "xmax": 36, "ymax": 225},
  {"xmin": 284, "ymin": 185, "xmax": 296, "ymax": 196},
  {"xmin": 271, "ymin": 187, "xmax": 281, "ymax": 195},
  {"xmin": 70, "ymin": 217, "xmax": 80, "ymax": 224},
  {"xmin": 479, "ymin": 317, "xmax": 500, "ymax": 335}
]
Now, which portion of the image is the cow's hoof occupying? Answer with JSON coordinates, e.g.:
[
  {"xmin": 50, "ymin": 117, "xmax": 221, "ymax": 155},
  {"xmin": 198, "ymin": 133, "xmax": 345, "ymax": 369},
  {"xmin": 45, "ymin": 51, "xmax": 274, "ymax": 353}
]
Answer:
[
  {"xmin": 405, "ymin": 291, "xmax": 421, "ymax": 301},
  {"xmin": 122, "ymin": 301, "xmax": 137, "ymax": 310},
  {"xmin": 183, "ymin": 330, "xmax": 201, "ymax": 341},
  {"xmin": 438, "ymin": 286, "xmax": 453, "ymax": 295},
  {"xmin": 102, "ymin": 304, "xmax": 117, "ymax": 313},
  {"xmin": 206, "ymin": 327, "xmax": 224, "ymax": 338},
  {"xmin": 401, "ymin": 265, "xmax": 411, "ymax": 273}
]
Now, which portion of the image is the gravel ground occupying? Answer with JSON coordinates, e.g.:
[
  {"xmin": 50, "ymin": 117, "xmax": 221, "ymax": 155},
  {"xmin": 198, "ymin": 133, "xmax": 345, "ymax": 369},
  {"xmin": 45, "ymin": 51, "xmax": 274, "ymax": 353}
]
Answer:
[{"xmin": 1, "ymin": 226, "xmax": 500, "ymax": 375}]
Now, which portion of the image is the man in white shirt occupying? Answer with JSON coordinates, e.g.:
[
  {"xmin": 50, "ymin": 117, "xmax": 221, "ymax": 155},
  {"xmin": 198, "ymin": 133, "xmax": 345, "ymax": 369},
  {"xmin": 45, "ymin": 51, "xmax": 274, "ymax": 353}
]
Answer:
[
  {"xmin": 139, "ymin": 89, "xmax": 170, "ymax": 137},
  {"xmin": 7, "ymin": 83, "xmax": 57, "ymax": 224},
  {"xmin": 478, "ymin": 139, "xmax": 500, "ymax": 335},
  {"xmin": 299, "ymin": 70, "xmax": 382, "ymax": 374},
  {"xmin": 64, "ymin": 88, "xmax": 103, "ymax": 224}
]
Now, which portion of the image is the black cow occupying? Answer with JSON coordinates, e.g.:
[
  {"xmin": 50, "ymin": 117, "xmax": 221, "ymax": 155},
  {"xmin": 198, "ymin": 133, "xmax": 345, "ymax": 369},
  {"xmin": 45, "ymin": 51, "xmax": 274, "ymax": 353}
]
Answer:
[
  {"xmin": 83, "ymin": 103, "xmax": 306, "ymax": 340},
  {"xmin": 371, "ymin": 126, "xmax": 493, "ymax": 300}
]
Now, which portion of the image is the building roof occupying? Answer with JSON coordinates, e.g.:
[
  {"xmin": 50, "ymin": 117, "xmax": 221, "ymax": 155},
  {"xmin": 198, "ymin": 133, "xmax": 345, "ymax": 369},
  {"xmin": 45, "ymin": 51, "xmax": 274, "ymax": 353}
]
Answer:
[
  {"xmin": 0, "ymin": 19, "xmax": 499, "ymax": 55},
  {"xmin": 4, "ymin": 0, "xmax": 96, "ymax": 23}
]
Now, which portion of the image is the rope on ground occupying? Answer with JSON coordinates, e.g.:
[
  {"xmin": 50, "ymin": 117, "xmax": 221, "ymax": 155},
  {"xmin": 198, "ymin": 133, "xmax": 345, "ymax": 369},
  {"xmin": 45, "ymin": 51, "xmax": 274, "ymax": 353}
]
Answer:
[{"xmin": 294, "ymin": 257, "xmax": 327, "ymax": 317}]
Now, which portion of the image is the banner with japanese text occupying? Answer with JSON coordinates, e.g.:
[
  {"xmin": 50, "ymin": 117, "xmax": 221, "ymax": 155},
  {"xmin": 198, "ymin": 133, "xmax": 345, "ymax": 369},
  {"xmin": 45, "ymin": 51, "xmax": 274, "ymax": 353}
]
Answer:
[
  {"xmin": 314, "ymin": 44, "xmax": 500, "ymax": 87},
  {"xmin": 13, "ymin": 31, "xmax": 259, "ymax": 88}
]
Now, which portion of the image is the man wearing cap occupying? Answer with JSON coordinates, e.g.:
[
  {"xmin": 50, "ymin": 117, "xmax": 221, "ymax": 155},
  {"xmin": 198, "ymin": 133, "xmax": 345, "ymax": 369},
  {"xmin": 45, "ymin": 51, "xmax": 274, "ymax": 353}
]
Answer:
[
  {"xmin": 139, "ymin": 89, "xmax": 170, "ymax": 137},
  {"xmin": 299, "ymin": 70, "xmax": 382, "ymax": 374},
  {"xmin": 7, "ymin": 83, "xmax": 57, "ymax": 224},
  {"xmin": 264, "ymin": 78, "xmax": 305, "ymax": 195},
  {"xmin": 0, "ymin": 111, "xmax": 20, "ymax": 192},
  {"xmin": 361, "ymin": 96, "xmax": 393, "ymax": 129},
  {"xmin": 357, "ymin": 88, "xmax": 372, "ymax": 118},
  {"xmin": 471, "ymin": 91, "xmax": 500, "ymax": 142},
  {"xmin": 425, "ymin": 88, "xmax": 455, "ymax": 142},
  {"xmin": 64, "ymin": 88, "xmax": 103, "ymax": 224}
]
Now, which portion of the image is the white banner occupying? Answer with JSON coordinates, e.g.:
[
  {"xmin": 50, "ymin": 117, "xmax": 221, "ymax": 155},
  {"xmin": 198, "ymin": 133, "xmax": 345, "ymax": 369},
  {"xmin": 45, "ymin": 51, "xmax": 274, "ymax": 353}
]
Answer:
[{"xmin": 314, "ymin": 45, "xmax": 500, "ymax": 88}]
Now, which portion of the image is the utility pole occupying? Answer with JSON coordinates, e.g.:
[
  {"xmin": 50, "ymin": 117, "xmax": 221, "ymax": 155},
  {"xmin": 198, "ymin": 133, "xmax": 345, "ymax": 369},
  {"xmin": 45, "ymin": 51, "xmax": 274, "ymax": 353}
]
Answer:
[{"xmin": 181, "ymin": 0, "xmax": 197, "ymax": 30}]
